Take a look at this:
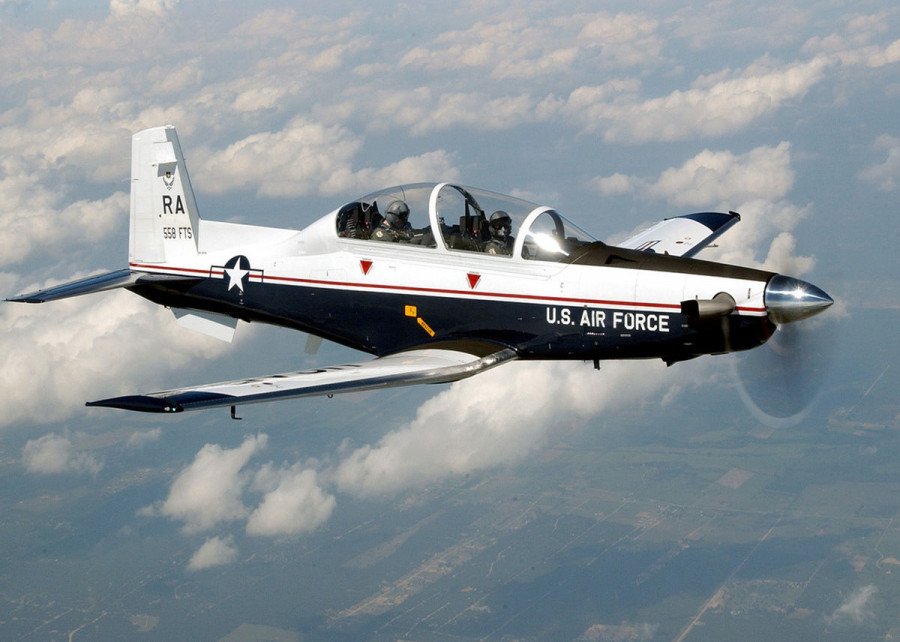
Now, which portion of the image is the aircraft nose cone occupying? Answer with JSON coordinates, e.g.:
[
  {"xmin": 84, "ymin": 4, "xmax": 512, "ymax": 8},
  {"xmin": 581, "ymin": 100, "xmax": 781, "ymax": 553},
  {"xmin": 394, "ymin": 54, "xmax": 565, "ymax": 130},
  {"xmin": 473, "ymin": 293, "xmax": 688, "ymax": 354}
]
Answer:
[{"xmin": 764, "ymin": 274, "xmax": 834, "ymax": 324}]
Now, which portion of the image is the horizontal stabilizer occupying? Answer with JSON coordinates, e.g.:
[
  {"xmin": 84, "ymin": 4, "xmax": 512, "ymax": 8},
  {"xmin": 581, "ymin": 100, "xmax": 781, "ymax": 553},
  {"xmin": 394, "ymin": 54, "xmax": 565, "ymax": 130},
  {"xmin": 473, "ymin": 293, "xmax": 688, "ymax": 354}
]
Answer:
[
  {"xmin": 618, "ymin": 211, "xmax": 740, "ymax": 258},
  {"xmin": 87, "ymin": 347, "xmax": 518, "ymax": 413},
  {"xmin": 6, "ymin": 269, "xmax": 200, "ymax": 303}
]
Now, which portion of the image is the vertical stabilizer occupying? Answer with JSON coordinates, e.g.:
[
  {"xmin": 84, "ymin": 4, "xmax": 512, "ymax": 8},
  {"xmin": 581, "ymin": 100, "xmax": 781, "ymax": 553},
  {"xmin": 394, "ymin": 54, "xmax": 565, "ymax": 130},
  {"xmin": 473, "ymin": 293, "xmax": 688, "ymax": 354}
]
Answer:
[{"xmin": 129, "ymin": 126, "xmax": 200, "ymax": 264}]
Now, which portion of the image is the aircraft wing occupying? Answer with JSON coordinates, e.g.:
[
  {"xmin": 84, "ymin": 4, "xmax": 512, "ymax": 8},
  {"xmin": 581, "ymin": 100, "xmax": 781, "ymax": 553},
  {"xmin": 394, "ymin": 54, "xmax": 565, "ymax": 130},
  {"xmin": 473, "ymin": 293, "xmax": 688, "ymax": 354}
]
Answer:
[
  {"xmin": 86, "ymin": 347, "xmax": 518, "ymax": 413},
  {"xmin": 617, "ymin": 211, "xmax": 740, "ymax": 258},
  {"xmin": 6, "ymin": 269, "xmax": 199, "ymax": 303}
]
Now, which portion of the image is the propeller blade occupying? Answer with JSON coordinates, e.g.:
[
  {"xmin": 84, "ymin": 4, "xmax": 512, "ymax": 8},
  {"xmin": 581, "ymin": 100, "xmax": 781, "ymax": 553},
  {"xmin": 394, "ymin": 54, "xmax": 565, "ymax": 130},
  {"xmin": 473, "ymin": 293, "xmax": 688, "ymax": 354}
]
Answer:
[{"xmin": 732, "ymin": 315, "xmax": 838, "ymax": 428}]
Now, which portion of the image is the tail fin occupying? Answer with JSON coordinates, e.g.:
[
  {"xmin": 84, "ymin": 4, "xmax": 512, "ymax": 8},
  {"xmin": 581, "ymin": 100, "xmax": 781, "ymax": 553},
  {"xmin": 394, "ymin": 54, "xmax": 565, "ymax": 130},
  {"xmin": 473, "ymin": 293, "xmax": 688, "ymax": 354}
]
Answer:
[{"xmin": 129, "ymin": 126, "xmax": 201, "ymax": 265}]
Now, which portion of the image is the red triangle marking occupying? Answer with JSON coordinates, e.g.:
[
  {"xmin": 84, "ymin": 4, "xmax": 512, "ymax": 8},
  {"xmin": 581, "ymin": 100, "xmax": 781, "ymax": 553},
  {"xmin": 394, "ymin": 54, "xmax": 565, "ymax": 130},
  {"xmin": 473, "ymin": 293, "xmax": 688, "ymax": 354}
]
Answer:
[
  {"xmin": 467, "ymin": 273, "xmax": 481, "ymax": 289},
  {"xmin": 360, "ymin": 260, "xmax": 373, "ymax": 275}
]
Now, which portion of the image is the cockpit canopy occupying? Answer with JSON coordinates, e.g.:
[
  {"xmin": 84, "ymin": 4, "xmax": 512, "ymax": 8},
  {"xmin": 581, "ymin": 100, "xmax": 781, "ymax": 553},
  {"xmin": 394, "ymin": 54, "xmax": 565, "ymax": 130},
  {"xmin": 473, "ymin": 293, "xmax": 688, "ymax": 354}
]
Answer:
[{"xmin": 335, "ymin": 182, "xmax": 597, "ymax": 262}]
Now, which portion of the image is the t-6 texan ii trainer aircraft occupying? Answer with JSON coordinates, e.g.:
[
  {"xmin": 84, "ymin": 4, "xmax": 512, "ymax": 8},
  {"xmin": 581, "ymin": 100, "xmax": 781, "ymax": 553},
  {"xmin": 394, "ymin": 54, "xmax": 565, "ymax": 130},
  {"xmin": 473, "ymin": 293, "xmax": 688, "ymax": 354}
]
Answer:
[{"xmin": 8, "ymin": 126, "xmax": 833, "ymax": 415}]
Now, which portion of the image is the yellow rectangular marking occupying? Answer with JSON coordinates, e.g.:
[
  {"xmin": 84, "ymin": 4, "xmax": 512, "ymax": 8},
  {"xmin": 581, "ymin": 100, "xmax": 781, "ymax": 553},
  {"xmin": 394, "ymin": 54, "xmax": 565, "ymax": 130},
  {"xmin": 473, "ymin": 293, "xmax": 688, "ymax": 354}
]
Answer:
[
  {"xmin": 405, "ymin": 305, "xmax": 417, "ymax": 317},
  {"xmin": 417, "ymin": 317, "xmax": 435, "ymax": 337}
]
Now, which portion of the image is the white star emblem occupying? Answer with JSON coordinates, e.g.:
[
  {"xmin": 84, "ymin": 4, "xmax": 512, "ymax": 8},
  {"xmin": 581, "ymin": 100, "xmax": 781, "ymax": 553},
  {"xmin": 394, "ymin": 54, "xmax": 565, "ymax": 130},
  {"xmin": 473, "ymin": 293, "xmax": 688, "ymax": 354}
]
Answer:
[{"xmin": 224, "ymin": 264, "xmax": 249, "ymax": 293}]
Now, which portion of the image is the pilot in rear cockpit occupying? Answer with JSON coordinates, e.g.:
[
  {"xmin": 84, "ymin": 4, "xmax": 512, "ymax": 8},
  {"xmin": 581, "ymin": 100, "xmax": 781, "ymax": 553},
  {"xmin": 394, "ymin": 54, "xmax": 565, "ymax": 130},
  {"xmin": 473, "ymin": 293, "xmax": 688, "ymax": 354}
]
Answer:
[{"xmin": 484, "ymin": 210, "xmax": 514, "ymax": 255}]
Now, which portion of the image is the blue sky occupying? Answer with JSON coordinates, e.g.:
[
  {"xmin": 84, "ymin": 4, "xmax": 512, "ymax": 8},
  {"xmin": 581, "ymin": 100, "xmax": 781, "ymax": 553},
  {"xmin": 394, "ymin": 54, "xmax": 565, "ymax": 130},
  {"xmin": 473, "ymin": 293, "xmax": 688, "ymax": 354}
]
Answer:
[{"xmin": 1, "ymin": 0, "xmax": 898, "ymax": 575}]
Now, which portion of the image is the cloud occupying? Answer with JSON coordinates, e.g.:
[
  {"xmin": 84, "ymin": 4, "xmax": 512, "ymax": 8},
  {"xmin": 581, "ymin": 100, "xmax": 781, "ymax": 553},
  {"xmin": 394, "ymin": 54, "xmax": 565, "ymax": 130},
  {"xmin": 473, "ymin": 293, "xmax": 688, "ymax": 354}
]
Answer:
[
  {"xmin": 642, "ymin": 143, "xmax": 795, "ymax": 207},
  {"xmin": 191, "ymin": 116, "xmax": 363, "ymax": 198},
  {"xmin": 126, "ymin": 428, "xmax": 163, "ymax": 449},
  {"xmin": 591, "ymin": 172, "xmax": 635, "ymax": 197},
  {"xmin": 22, "ymin": 433, "xmax": 103, "ymax": 475},
  {"xmin": 110, "ymin": 0, "xmax": 180, "ymax": 18},
  {"xmin": 0, "ymin": 289, "xmax": 231, "ymax": 429},
  {"xmin": 146, "ymin": 434, "xmax": 267, "ymax": 534},
  {"xmin": 246, "ymin": 464, "xmax": 335, "ymax": 536},
  {"xmin": 827, "ymin": 584, "xmax": 877, "ymax": 626},
  {"xmin": 0, "ymin": 159, "xmax": 128, "ymax": 268},
  {"xmin": 564, "ymin": 57, "xmax": 830, "ymax": 143},
  {"xmin": 334, "ymin": 359, "xmax": 687, "ymax": 498},
  {"xmin": 858, "ymin": 135, "xmax": 900, "ymax": 191},
  {"xmin": 398, "ymin": 10, "xmax": 667, "ymax": 79},
  {"xmin": 140, "ymin": 436, "xmax": 338, "ymax": 540},
  {"xmin": 187, "ymin": 535, "xmax": 238, "ymax": 571},
  {"xmin": 192, "ymin": 114, "xmax": 459, "ymax": 197}
]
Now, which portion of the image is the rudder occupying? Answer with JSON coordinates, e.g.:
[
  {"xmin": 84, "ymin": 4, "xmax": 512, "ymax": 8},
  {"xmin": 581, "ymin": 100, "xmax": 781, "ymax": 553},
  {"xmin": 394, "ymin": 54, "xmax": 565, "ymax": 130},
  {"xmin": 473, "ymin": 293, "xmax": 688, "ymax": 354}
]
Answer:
[{"xmin": 129, "ymin": 125, "xmax": 201, "ymax": 265}]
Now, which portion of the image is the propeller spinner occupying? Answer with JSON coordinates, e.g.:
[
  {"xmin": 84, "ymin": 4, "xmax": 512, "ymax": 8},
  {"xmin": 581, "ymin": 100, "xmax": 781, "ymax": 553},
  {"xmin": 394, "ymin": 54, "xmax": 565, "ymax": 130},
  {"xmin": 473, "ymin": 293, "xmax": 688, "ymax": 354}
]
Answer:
[{"xmin": 764, "ymin": 274, "xmax": 833, "ymax": 324}]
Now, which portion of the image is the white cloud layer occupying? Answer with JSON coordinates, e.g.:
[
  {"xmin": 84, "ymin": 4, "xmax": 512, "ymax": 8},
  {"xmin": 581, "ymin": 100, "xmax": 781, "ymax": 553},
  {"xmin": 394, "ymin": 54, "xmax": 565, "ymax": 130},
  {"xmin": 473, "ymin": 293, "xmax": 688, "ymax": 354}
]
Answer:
[
  {"xmin": 0, "ymin": 290, "xmax": 230, "ymax": 429},
  {"xmin": 193, "ymin": 116, "xmax": 459, "ymax": 197},
  {"xmin": 334, "ymin": 359, "xmax": 690, "ymax": 498},
  {"xmin": 643, "ymin": 143, "xmax": 795, "ymax": 207},
  {"xmin": 562, "ymin": 57, "xmax": 830, "ymax": 143},
  {"xmin": 0, "ymin": 159, "xmax": 127, "ymax": 268},
  {"xmin": 22, "ymin": 433, "xmax": 103, "ymax": 475}
]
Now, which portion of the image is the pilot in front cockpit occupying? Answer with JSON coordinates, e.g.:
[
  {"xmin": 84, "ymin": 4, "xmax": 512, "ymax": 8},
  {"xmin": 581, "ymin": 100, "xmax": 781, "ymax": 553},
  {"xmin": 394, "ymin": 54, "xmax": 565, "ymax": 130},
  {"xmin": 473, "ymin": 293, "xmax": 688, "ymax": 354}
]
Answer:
[
  {"xmin": 484, "ymin": 210, "xmax": 514, "ymax": 255},
  {"xmin": 371, "ymin": 200, "xmax": 413, "ymax": 242}
]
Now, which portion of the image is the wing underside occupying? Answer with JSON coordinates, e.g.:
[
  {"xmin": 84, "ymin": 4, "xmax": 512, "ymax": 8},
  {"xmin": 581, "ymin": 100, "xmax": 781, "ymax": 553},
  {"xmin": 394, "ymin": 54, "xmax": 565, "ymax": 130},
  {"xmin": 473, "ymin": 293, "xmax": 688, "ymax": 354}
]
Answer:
[{"xmin": 87, "ymin": 347, "xmax": 518, "ymax": 413}]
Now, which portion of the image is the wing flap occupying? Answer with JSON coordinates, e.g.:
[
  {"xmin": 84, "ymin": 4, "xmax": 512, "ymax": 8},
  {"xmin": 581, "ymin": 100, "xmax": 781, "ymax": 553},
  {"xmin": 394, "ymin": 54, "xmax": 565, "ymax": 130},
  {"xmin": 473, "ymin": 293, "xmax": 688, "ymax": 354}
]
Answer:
[
  {"xmin": 617, "ymin": 211, "xmax": 740, "ymax": 258},
  {"xmin": 87, "ymin": 347, "xmax": 518, "ymax": 413}
]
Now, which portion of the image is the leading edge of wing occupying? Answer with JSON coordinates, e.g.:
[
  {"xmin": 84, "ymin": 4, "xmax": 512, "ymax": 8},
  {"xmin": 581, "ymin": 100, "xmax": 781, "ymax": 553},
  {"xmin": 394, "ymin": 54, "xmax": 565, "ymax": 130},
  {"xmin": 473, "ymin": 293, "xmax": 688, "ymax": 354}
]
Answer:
[
  {"xmin": 6, "ymin": 269, "xmax": 201, "ymax": 303},
  {"xmin": 86, "ymin": 347, "xmax": 519, "ymax": 413}
]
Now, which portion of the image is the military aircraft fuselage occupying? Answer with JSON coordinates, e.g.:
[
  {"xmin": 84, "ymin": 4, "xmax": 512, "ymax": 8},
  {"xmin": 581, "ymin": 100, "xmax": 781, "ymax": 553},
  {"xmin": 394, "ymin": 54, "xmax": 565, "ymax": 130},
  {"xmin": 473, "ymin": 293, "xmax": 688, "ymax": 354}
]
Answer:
[
  {"xmin": 126, "ymin": 204, "xmax": 776, "ymax": 366},
  {"xmin": 9, "ymin": 127, "xmax": 832, "ymax": 414}
]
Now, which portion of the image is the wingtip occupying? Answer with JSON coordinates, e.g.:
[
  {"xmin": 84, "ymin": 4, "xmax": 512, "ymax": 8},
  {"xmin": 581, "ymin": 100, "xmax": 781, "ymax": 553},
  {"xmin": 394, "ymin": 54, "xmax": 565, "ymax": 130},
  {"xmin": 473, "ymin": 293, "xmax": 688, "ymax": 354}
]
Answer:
[{"xmin": 86, "ymin": 396, "xmax": 183, "ymax": 413}]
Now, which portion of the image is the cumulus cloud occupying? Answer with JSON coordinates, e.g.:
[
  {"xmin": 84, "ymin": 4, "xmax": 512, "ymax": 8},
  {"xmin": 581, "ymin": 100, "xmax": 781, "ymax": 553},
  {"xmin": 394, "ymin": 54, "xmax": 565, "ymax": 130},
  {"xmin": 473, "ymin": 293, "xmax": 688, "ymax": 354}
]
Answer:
[
  {"xmin": 564, "ymin": 57, "xmax": 830, "ymax": 143},
  {"xmin": 576, "ymin": 12, "xmax": 664, "ymax": 68},
  {"xmin": 0, "ymin": 289, "xmax": 231, "ymax": 428},
  {"xmin": 593, "ymin": 145, "xmax": 814, "ymax": 274},
  {"xmin": 399, "ymin": 10, "xmax": 667, "ymax": 79},
  {"xmin": 334, "ymin": 359, "xmax": 685, "ymax": 498},
  {"xmin": 110, "ymin": 0, "xmax": 180, "ymax": 18},
  {"xmin": 126, "ymin": 428, "xmax": 163, "ymax": 449},
  {"xmin": 22, "ymin": 433, "xmax": 103, "ymax": 475},
  {"xmin": 246, "ymin": 464, "xmax": 335, "ymax": 536},
  {"xmin": 187, "ymin": 535, "xmax": 238, "ymax": 571},
  {"xmin": 0, "ymin": 159, "xmax": 128, "ymax": 268},
  {"xmin": 591, "ymin": 172, "xmax": 635, "ymax": 197},
  {"xmin": 192, "ymin": 115, "xmax": 459, "ymax": 197},
  {"xmin": 144, "ymin": 434, "xmax": 267, "ymax": 534},
  {"xmin": 192, "ymin": 116, "xmax": 363, "ymax": 198},
  {"xmin": 827, "ymin": 584, "xmax": 877, "ymax": 626},
  {"xmin": 141, "ymin": 438, "xmax": 335, "ymax": 543},
  {"xmin": 643, "ymin": 143, "xmax": 795, "ymax": 207},
  {"xmin": 858, "ymin": 135, "xmax": 900, "ymax": 191}
]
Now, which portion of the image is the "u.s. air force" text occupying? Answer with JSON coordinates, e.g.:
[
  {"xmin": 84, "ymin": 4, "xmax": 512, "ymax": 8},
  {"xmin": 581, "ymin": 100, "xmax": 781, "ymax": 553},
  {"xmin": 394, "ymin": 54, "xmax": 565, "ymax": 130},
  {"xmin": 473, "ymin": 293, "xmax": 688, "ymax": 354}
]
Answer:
[{"xmin": 546, "ymin": 307, "xmax": 669, "ymax": 333}]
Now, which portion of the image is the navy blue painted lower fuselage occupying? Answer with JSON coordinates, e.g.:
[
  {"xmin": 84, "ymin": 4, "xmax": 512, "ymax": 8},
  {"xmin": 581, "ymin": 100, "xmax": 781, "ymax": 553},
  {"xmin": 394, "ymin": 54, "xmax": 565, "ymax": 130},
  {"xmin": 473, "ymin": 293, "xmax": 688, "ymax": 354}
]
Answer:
[{"xmin": 129, "ymin": 275, "xmax": 774, "ymax": 366}]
